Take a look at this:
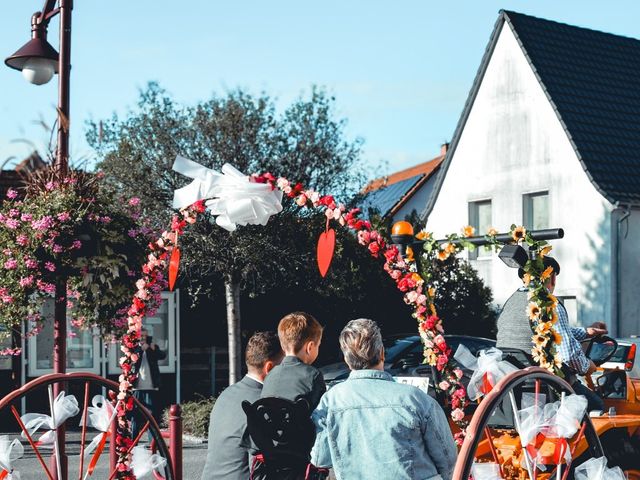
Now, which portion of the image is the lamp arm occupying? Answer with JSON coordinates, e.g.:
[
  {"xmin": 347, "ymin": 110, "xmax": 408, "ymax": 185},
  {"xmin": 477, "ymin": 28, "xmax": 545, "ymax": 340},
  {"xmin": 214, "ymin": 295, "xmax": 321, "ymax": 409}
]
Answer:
[{"xmin": 40, "ymin": 0, "xmax": 60, "ymax": 23}]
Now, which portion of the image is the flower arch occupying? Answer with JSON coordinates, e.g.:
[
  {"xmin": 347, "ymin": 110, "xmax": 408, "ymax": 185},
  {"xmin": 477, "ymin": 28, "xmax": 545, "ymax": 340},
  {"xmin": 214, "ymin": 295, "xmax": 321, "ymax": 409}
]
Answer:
[{"xmin": 114, "ymin": 163, "xmax": 563, "ymax": 477}]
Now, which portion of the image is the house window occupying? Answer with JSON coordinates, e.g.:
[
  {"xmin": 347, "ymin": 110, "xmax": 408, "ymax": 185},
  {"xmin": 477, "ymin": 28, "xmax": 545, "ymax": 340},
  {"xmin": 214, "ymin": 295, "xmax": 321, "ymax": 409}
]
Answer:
[
  {"xmin": 468, "ymin": 200, "xmax": 492, "ymax": 259},
  {"xmin": 523, "ymin": 192, "xmax": 549, "ymax": 230}
]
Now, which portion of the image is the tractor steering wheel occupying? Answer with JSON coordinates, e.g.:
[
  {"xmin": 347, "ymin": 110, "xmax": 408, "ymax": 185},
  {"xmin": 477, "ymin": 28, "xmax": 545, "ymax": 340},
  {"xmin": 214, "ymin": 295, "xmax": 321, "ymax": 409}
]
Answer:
[{"xmin": 584, "ymin": 335, "xmax": 618, "ymax": 366}]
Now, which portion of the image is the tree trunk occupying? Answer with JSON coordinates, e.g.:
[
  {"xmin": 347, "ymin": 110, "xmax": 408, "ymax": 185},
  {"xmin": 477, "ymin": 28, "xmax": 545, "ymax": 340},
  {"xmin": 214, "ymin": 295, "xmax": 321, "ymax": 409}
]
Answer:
[{"xmin": 225, "ymin": 276, "xmax": 242, "ymax": 385}]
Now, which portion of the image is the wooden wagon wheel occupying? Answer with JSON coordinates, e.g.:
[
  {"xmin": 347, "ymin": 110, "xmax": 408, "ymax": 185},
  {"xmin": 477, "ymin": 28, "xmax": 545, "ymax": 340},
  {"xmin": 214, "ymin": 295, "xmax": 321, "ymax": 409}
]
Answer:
[
  {"xmin": 453, "ymin": 367, "xmax": 604, "ymax": 480},
  {"xmin": 0, "ymin": 372, "xmax": 175, "ymax": 480}
]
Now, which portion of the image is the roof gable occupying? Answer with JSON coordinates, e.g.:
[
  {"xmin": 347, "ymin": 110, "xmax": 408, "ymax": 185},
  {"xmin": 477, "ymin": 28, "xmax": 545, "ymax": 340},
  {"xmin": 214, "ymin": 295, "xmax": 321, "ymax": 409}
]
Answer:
[{"xmin": 426, "ymin": 10, "xmax": 640, "ymax": 215}]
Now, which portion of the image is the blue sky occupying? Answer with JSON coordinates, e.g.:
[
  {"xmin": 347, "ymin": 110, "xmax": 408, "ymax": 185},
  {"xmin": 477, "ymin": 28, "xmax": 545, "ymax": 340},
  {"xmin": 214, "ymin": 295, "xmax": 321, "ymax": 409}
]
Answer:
[{"xmin": 1, "ymin": 1, "xmax": 639, "ymax": 177}]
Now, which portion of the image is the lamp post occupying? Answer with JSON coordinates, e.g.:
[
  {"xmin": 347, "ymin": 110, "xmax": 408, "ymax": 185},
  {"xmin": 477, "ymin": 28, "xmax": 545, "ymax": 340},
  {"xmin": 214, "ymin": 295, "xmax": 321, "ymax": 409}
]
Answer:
[{"xmin": 5, "ymin": 1, "xmax": 72, "ymax": 478}]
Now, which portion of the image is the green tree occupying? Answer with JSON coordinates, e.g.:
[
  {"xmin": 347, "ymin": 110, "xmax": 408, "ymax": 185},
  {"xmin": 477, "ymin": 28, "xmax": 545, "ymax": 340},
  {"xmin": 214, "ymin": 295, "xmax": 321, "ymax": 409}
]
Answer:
[{"xmin": 88, "ymin": 83, "xmax": 373, "ymax": 383}]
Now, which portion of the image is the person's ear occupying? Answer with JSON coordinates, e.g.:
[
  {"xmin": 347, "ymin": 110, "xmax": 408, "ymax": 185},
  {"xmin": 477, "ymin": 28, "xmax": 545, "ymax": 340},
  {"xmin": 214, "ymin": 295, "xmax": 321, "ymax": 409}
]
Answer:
[
  {"xmin": 380, "ymin": 348, "xmax": 385, "ymax": 364},
  {"xmin": 263, "ymin": 360, "xmax": 275, "ymax": 375}
]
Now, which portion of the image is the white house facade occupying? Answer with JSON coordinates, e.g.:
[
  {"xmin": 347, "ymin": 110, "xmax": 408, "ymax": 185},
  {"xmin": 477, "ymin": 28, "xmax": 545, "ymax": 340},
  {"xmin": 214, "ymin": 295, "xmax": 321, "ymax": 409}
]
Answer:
[{"xmin": 425, "ymin": 11, "xmax": 640, "ymax": 336}]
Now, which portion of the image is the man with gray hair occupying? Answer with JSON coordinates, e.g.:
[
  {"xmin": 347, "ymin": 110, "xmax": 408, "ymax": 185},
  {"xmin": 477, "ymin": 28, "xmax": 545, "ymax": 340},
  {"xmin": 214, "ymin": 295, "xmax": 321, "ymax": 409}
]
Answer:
[{"xmin": 310, "ymin": 319, "xmax": 457, "ymax": 480}]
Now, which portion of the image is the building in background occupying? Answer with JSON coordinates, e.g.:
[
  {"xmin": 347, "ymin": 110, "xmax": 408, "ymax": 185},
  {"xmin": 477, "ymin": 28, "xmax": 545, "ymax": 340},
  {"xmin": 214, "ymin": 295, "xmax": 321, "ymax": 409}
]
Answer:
[
  {"xmin": 425, "ymin": 10, "xmax": 640, "ymax": 336},
  {"xmin": 360, "ymin": 145, "xmax": 446, "ymax": 224}
]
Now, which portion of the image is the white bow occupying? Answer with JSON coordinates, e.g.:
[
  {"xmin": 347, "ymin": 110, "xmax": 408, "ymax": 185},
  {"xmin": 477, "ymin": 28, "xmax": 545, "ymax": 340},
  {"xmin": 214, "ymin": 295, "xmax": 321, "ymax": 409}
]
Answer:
[
  {"xmin": 21, "ymin": 391, "xmax": 79, "ymax": 446},
  {"xmin": 79, "ymin": 395, "xmax": 117, "ymax": 457},
  {"xmin": 131, "ymin": 446, "xmax": 167, "ymax": 478},
  {"xmin": 453, "ymin": 345, "xmax": 518, "ymax": 400},
  {"xmin": 575, "ymin": 456, "xmax": 626, "ymax": 480},
  {"xmin": 470, "ymin": 462, "xmax": 502, "ymax": 480},
  {"xmin": 172, "ymin": 156, "xmax": 283, "ymax": 231},
  {"xmin": 517, "ymin": 393, "xmax": 587, "ymax": 446},
  {"xmin": 0, "ymin": 436, "xmax": 23, "ymax": 480}
]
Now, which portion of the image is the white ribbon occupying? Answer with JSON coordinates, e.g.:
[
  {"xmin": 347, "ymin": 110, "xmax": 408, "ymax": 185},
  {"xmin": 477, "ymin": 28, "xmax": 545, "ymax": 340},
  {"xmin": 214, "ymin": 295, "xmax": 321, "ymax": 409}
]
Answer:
[
  {"xmin": 20, "ymin": 391, "xmax": 79, "ymax": 446},
  {"xmin": 79, "ymin": 395, "xmax": 117, "ymax": 457},
  {"xmin": 471, "ymin": 462, "xmax": 502, "ymax": 480},
  {"xmin": 453, "ymin": 345, "xmax": 518, "ymax": 400},
  {"xmin": 575, "ymin": 456, "xmax": 626, "ymax": 480},
  {"xmin": 0, "ymin": 436, "xmax": 23, "ymax": 480},
  {"xmin": 172, "ymin": 156, "xmax": 283, "ymax": 231},
  {"xmin": 517, "ymin": 394, "xmax": 587, "ymax": 446},
  {"xmin": 131, "ymin": 446, "xmax": 167, "ymax": 478}
]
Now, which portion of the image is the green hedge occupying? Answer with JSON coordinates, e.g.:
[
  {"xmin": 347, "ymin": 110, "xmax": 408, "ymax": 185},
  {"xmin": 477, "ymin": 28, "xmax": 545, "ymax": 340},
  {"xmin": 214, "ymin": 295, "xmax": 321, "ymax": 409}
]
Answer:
[{"xmin": 162, "ymin": 396, "xmax": 216, "ymax": 439}]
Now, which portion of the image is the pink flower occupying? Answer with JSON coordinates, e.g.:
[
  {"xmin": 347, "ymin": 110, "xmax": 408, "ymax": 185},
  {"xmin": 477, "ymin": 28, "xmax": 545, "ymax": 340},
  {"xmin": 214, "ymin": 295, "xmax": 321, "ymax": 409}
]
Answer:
[
  {"xmin": 135, "ymin": 279, "xmax": 146, "ymax": 290},
  {"xmin": 4, "ymin": 259, "xmax": 17, "ymax": 270},
  {"xmin": 451, "ymin": 408, "xmax": 465, "ymax": 422},
  {"xmin": 128, "ymin": 229, "xmax": 138, "ymax": 238},
  {"xmin": 453, "ymin": 368, "xmax": 464, "ymax": 379},
  {"xmin": 454, "ymin": 387, "xmax": 466, "ymax": 398},
  {"xmin": 44, "ymin": 262, "xmax": 56, "ymax": 272},
  {"xmin": 2, "ymin": 249, "xmax": 11, "ymax": 256},
  {"xmin": 390, "ymin": 269, "xmax": 402, "ymax": 280},
  {"xmin": 368, "ymin": 242, "xmax": 380, "ymax": 256},
  {"xmin": 45, "ymin": 181, "xmax": 56, "ymax": 191},
  {"xmin": 56, "ymin": 212, "xmax": 70, "ymax": 222},
  {"xmin": 20, "ymin": 213, "xmax": 32, "ymax": 222},
  {"xmin": 128, "ymin": 197, "xmax": 141, "ymax": 206},
  {"xmin": 357, "ymin": 230, "xmax": 371, "ymax": 245},
  {"xmin": 2, "ymin": 295, "xmax": 13, "ymax": 304},
  {"xmin": 19, "ymin": 276, "xmax": 34, "ymax": 287},
  {"xmin": 405, "ymin": 291, "xmax": 419, "ymax": 304},
  {"xmin": 100, "ymin": 216, "xmax": 112, "ymax": 224},
  {"xmin": 6, "ymin": 189, "xmax": 18, "ymax": 199},
  {"xmin": 25, "ymin": 258, "xmax": 38, "ymax": 269},
  {"xmin": 295, "ymin": 194, "xmax": 307, "ymax": 206},
  {"xmin": 439, "ymin": 380, "xmax": 451, "ymax": 390},
  {"xmin": 8, "ymin": 209, "xmax": 19, "ymax": 218},
  {"xmin": 32, "ymin": 216, "xmax": 54, "ymax": 231},
  {"xmin": 16, "ymin": 235, "xmax": 28, "ymax": 246},
  {"xmin": 4, "ymin": 219, "xmax": 19, "ymax": 229},
  {"xmin": 72, "ymin": 240, "xmax": 82, "ymax": 249},
  {"xmin": 52, "ymin": 244, "xmax": 63, "ymax": 253},
  {"xmin": 433, "ymin": 335, "xmax": 446, "ymax": 348},
  {"xmin": 324, "ymin": 208, "xmax": 334, "ymax": 219}
]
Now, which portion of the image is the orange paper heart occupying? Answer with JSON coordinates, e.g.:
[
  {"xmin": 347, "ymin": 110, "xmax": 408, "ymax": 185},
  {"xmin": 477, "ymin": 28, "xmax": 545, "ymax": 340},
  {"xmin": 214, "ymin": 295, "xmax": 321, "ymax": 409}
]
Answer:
[
  {"xmin": 317, "ymin": 228, "xmax": 336, "ymax": 278},
  {"xmin": 169, "ymin": 247, "xmax": 181, "ymax": 291}
]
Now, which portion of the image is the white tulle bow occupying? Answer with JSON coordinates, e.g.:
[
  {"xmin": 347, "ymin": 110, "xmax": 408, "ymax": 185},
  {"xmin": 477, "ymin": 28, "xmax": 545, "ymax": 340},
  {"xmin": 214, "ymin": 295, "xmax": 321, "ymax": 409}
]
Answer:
[
  {"xmin": 131, "ymin": 446, "xmax": 167, "ymax": 478},
  {"xmin": 471, "ymin": 462, "xmax": 502, "ymax": 480},
  {"xmin": 575, "ymin": 456, "xmax": 626, "ymax": 480},
  {"xmin": 172, "ymin": 156, "xmax": 283, "ymax": 231},
  {"xmin": 79, "ymin": 395, "xmax": 117, "ymax": 457},
  {"xmin": 517, "ymin": 394, "xmax": 587, "ymax": 446},
  {"xmin": 453, "ymin": 345, "xmax": 518, "ymax": 400},
  {"xmin": 20, "ymin": 391, "xmax": 79, "ymax": 446},
  {"xmin": 0, "ymin": 436, "xmax": 23, "ymax": 479}
]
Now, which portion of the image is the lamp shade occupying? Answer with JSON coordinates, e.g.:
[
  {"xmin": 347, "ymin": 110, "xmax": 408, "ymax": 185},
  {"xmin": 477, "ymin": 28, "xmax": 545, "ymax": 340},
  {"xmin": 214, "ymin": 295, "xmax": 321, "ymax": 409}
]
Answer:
[
  {"xmin": 391, "ymin": 221, "xmax": 414, "ymax": 236},
  {"xmin": 5, "ymin": 36, "xmax": 59, "ymax": 73}
]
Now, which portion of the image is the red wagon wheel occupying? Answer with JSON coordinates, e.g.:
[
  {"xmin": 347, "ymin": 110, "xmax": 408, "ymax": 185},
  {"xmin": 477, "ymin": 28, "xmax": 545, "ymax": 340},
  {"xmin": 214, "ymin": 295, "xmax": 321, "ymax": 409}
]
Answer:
[
  {"xmin": 453, "ymin": 367, "xmax": 604, "ymax": 480},
  {"xmin": 0, "ymin": 372, "xmax": 175, "ymax": 480}
]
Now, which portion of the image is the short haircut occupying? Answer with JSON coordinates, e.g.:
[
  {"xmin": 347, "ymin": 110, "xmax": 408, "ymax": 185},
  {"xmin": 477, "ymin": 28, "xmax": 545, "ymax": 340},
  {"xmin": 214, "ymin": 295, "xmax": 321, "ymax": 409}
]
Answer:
[
  {"xmin": 518, "ymin": 256, "xmax": 560, "ymax": 279},
  {"xmin": 245, "ymin": 331, "xmax": 283, "ymax": 369},
  {"xmin": 278, "ymin": 312, "xmax": 323, "ymax": 353},
  {"xmin": 339, "ymin": 318, "xmax": 384, "ymax": 370}
]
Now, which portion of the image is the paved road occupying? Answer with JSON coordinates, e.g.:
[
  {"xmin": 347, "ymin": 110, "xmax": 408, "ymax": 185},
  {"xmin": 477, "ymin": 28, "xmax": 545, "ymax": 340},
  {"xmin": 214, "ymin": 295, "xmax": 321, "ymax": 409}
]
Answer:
[{"xmin": 3, "ymin": 433, "xmax": 208, "ymax": 479}]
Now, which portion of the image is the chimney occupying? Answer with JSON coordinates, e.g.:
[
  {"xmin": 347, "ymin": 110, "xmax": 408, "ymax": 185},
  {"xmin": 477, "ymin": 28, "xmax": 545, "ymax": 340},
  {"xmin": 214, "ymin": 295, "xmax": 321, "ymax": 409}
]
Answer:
[{"xmin": 440, "ymin": 143, "xmax": 449, "ymax": 156}]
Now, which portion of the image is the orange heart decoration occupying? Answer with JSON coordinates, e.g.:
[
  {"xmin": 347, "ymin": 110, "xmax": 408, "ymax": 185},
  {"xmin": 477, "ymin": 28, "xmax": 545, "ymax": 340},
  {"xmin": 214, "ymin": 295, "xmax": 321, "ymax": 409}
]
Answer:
[
  {"xmin": 317, "ymin": 228, "xmax": 336, "ymax": 278},
  {"xmin": 169, "ymin": 247, "xmax": 181, "ymax": 291}
]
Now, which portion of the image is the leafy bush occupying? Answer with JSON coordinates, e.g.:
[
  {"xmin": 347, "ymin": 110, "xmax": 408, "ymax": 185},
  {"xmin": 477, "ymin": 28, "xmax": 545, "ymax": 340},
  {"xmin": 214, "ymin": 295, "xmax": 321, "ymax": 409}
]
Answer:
[{"xmin": 162, "ymin": 395, "xmax": 216, "ymax": 439}]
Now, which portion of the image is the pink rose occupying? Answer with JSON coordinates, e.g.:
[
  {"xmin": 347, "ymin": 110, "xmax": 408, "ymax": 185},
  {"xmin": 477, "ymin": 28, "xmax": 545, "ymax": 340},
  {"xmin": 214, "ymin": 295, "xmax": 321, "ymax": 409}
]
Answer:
[
  {"xmin": 405, "ymin": 291, "xmax": 418, "ymax": 304},
  {"xmin": 439, "ymin": 380, "xmax": 450, "ymax": 390},
  {"xmin": 128, "ymin": 197, "xmax": 141, "ymax": 206},
  {"xmin": 451, "ymin": 408, "xmax": 465, "ymax": 422},
  {"xmin": 368, "ymin": 242, "xmax": 380, "ymax": 256},
  {"xmin": 454, "ymin": 368, "xmax": 464, "ymax": 379}
]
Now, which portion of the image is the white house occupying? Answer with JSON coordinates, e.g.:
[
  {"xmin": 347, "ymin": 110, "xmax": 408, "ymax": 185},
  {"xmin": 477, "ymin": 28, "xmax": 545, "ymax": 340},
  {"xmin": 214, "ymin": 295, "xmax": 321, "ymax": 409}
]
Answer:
[{"xmin": 425, "ymin": 10, "xmax": 640, "ymax": 336}]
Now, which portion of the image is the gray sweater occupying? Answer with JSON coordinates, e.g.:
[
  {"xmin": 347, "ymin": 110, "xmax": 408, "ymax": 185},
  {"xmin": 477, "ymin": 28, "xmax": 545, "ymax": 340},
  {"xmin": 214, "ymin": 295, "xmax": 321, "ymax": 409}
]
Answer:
[{"xmin": 496, "ymin": 288, "xmax": 535, "ymax": 353}]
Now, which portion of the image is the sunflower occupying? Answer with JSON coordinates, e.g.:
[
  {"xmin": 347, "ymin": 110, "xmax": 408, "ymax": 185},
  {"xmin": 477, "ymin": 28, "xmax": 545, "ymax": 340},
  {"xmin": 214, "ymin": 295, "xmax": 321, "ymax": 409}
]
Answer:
[
  {"xmin": 428, "ymin": 287, "xmax": 436, "ymax": 298},
  {"xmin": 532, "ymin": 345, "xmax": 546, "ymax": 364},
  {"xmin": 547, "ymin": 293, "xmax": 558, "ymax": 306},
  {"xmin": 539, "ymin": 245, "xmax": 553, "ymax": 257},
  {"xmin": 406, "ymin": 246, "xmax": 415, "ymax": 262},
  {"xmin": 536, "ymin": 321, "xmax": 553, "ymax": 335},
  {"xmin": 415, "ymin": 230, "xmax": 431, "ymax": 240},
  {"xmin": 540, "ymin": 266, "xmax": 554, "ymax": 282},
  {"xmin": 437, "ymin": 249, "xmax": 450, "ymax": 261},
  {"xmin": 550, "ymin": 311, "xmax": 559, "ymax": 324},
  {"xmin": 533, "ymin": 334, "xmax": 549, "ymax": 347},
  {"xmin": 528, "ymin": 302, "xmax": 541, "ymax": 320},
  {"xmin": 552, "ymin": 329, "xmax": 562, "ymax": 345},
  {"xmin": 487, "ymin": 227, "xmax": 498, "ymax": 237},
  {"xmin": 462, "ymin": 225, "xmax": 475, "ymax": 238},
  {"xmin": 512, "ymin": 225, "xmax": 526, "ymax": 242}
]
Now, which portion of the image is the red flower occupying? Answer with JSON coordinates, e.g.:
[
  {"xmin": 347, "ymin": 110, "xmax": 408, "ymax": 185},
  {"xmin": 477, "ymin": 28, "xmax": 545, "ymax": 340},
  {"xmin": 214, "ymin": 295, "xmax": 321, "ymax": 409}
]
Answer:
[
  {"xmin": 424, "ymin": 315, "xmax": 439, "ymax": 330},
  {"xmin": 436, "ymin": 354, "xmax": 449, "ymax": 371},
  {"xmin": 368, "ymin": 242, "xmax": 380, "ymax": 257},
  {"xmin": 384, "ymin": 245, "xmax": 399, "ymax": 263},
  {"xmin": 192, "ymin": 200, "xmax": 206, "ymax": 213}
]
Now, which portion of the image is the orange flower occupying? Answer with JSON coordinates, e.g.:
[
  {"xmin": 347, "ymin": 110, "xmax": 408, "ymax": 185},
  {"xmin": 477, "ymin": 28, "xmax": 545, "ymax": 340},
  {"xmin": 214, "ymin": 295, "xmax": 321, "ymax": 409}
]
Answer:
[
  {"xmin": 540, "ymin": 266, "xmax": 554, "ymax": 282},
  {"xmin": 512, "ymin": 226, "xmax": 526, "ymax": 242},
  {"xmin": 552, "ymin": 329, "xmax": 562, "ymax": 345},
  {"xmin": 411, "ymin": 273, "xmax": 423, "ymax": 284},
  {"xmin": 547, "ymin": 293, "xmax": 558, "ymax": 307},
  {"xmin": 550, "ymin": 311, "xmax": 559, "ymax": 324},
  {"xmin": 462, "ymin": 225, "xmax": 475, "ymax": 238},
  {"xmin": 429, "ymin": 303, "xmax": 437, "ymax": 316},
  {"xmin": 536, "ymin": 321, "xmax": 553, "ymax": 335},
  {"xmin": 415, "ymin": 230, "xmax": 431, "ymax": 241},
  {"xmin": 444, "ymin": 242, "xmax": 456, "ymax": 254},
  {"xmin": 487, "ymin": 227, "xmax": 498, "ymax": 237},
  {"xmin": 539, "ymin": 245, "xmax": 553, "ymax": 257},
  {"xmin": 533, "ymin": 334, "xmax": 549, "ymax": 347},
  {"xmin": 406, "ymin": 246, "xmax": 415, "ymax": 262},
  {"xmin": 528, "ymin": 302, "xmax": 541, "ymax": 320},
  {"xmin": 522, "ymin": 273, "xmax": 532, "ymax": 286},
  {"xmin": 428, "ymin": 287, "xmax": 436, "ymax": 298},
  {"xmin": 437, "ymin": 249, "xmax": 450, "ymax": 261}
]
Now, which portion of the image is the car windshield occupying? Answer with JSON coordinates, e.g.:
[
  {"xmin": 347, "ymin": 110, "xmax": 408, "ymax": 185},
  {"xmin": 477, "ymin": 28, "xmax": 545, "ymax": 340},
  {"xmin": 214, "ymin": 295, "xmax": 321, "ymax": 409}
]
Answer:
[{"xmin": 383, "ymin": 336, "xmax": 419, "ymax": 362}]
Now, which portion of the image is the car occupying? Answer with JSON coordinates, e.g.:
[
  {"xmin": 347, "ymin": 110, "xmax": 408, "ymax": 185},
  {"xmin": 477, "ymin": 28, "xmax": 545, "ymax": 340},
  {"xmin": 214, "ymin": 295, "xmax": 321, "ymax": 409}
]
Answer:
[
  {"xmin": 598, "ymin": 337, "xmax": 640, "ymax": 378},
  {"xmin": 319, "ymin": 333, "xmax": 496, "ymax": 388}
]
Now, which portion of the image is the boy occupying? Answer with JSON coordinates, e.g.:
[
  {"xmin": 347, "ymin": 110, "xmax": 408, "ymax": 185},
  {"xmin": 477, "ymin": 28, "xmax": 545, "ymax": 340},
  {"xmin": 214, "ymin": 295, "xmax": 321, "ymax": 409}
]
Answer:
[{"xmin": 260, "ymin": 311, "xmax": 326, "ymax": 411}]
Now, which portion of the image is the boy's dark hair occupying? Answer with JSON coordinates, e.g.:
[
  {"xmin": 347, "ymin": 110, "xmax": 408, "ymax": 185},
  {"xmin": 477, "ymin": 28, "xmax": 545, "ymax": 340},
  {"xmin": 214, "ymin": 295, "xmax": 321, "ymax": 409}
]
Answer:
[
  {"xmin": 518, "ymin": 256, "xmax": 560, "ymax": 279},
  {"xmin": 245, "ymin": 331, "xmax": 283, "ymax": 369},
  {"xmin": 278, "ymin": 312, "xmax": 323, "ymax": 353}
]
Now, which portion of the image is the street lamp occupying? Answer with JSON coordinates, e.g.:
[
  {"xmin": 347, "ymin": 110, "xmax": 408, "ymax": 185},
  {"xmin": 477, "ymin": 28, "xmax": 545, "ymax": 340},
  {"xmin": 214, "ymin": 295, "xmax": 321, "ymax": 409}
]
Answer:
[
  {"xmin": 5, "ymin": 2, "xmax": 73, "ymax": 478},
  {"xmin": 5, "ymin": 12, "xmax": 59, "ymax": 85}
]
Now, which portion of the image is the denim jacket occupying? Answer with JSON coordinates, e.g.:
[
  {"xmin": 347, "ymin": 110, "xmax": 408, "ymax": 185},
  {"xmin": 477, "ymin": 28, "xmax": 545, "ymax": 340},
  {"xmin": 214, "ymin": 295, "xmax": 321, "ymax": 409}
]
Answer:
[{"xmin": 310, "ymin": 370, "xmax": 457, "ymax": 480}]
